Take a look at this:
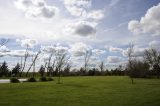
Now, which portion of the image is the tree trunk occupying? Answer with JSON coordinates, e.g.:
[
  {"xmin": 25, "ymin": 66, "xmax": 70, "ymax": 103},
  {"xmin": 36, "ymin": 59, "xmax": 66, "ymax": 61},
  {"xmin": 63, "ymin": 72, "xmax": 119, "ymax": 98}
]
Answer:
[{"xmin": 131, "ymin": 78, "xmax": 134, "ymax": 84}]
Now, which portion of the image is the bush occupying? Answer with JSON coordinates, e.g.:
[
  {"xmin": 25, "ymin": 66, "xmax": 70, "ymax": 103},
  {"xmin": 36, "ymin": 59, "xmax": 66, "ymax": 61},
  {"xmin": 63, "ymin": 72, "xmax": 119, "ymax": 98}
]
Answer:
[
  {"xmin": 47, "ymin": 77, "xmax": 54, "ymax": 81},
  {"xmin": 10, "ymin": 77, "xmax": 20, "ymax": 83},
  {"xmin": 27, "ymin": 77, "xmax": 36, "ymax": 82},
  {"xmin": 39, "ymin": 77, "xmax": 47, "ymax": 82}
]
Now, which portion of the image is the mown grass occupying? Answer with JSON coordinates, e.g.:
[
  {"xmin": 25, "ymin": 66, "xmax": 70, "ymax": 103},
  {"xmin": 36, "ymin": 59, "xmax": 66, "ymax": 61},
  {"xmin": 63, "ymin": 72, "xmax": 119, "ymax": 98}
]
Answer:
[{"xmin": 0, "ymin": 76, "xmax": 160, "ymax": 106}]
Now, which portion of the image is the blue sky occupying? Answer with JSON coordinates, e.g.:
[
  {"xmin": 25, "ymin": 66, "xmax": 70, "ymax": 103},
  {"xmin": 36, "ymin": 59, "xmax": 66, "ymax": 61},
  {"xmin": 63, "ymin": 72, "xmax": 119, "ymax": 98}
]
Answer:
[{"xmin": 0, "ymin": 0, "xmax": 160, "ymax": 70}]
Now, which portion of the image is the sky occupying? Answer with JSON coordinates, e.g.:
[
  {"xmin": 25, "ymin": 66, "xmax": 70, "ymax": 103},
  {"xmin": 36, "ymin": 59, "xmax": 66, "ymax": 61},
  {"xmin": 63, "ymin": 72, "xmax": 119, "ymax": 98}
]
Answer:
[{"xmin": 0, "ymin": 0, "xmax": 160, "ymax": 70}]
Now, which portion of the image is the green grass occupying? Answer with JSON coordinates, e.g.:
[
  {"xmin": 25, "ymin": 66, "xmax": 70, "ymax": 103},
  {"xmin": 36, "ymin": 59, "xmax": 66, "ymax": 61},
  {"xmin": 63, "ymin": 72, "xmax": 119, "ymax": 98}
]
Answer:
[{"xmin": 0, "ymin": 76, "xmax": 160, "ymax": 106}]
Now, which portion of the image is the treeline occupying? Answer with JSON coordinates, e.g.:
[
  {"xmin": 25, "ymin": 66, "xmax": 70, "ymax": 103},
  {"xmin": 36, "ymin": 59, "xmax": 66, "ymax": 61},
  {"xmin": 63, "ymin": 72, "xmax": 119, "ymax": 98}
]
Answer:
[
  {"xmin": 0, "ymin": 60, "xmax": 159, "ymax": 78},
  {"xmin": 0, "ymin": 62, "xmax": 126, "ymax": 77},
  {"xmin": 0, "ymin": 45, "xmax": 160, "ymax": 79}
]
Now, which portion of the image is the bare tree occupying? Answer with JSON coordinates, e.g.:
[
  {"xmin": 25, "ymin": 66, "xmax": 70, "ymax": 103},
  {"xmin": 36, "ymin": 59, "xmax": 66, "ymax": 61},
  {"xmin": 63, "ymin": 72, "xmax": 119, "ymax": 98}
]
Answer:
[
  {"xmin": 63, "ymin": 63, "xmax": 71, "ymax": 76},
  {"xmin": 47, "ymin": 53, "xmax": 54, "ymax": 76},
  {"xmin": 26, "ymin": 51, "xmax": 41, "ymax": 77},
  {"xmin": 20, "ymin": 46, "xmax": 29, "ymax": 77},
  {"xmin": 51, "ymin": 59, "xmax": 56, "ymax": 76},
  {"xmin": 126, "ymin": 43, "xmax": 135, "ymax": 84},
  {"xmin": 55, "ymin": 51, "xmax": 69, "ymax": 84},
  {"xmin": 99, "ymin": 61, "xmax": 104, "ymax": 72},
  {"xmin": 144, "ymin": 48, "xmax": 160, "ymax": 78},
  {"xmin": 84, "ymin": 50, "xmax": 92, "ymax": 73}
]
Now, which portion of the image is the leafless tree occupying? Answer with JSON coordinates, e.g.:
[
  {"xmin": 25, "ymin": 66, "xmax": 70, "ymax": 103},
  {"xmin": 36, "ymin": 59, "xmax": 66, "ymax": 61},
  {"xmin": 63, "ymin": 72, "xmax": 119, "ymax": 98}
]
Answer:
[
  {"xmin": 126, "ymin": 43, "xmax": 135, "ymax": 84},
  {"xmin": 26, "ymin": 51, "xmax": 41, "ymax": 77},
  {"xmin": 47, "ymin": 53, "xmax": 54, "ymax": 76},
  {"xmin": 99, "ymin": 61, "xmax": 104, "ymax": 72},
  {"xmin": 55, "ymin": 51, "xmax": 69, "ymax": 84},
  {"xmin": 63, "ymin": 63, "xmax": 71, "ymax": 76},
  {"xmin": 144, "ymin": 48, "xmax": 160, "ymax": 78},
  {"xmin": 20, "ymin": 46, "xmax": 29, "ymax": 77},
  {"xmin": 51, "ymin": 59, "xmax": 56, "ymax": 76},
  {"xmin": 84, "ymin": 50, "xmax": 92, "ymax": 73}
]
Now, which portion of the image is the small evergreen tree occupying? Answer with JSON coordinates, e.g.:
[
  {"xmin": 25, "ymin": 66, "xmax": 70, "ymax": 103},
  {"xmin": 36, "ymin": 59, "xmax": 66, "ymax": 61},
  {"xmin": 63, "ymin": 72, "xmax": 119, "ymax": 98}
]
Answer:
[
  {"xmin": 0, "ymin": 61, "xmax": 9, "ymax": 77},
  {"xmin": 39, "ymin": 65, "xmax": 45, "ymax": 77},
  {"xmin": 12, "ymin": 63, "xmax": 21, "ymax": 77}
]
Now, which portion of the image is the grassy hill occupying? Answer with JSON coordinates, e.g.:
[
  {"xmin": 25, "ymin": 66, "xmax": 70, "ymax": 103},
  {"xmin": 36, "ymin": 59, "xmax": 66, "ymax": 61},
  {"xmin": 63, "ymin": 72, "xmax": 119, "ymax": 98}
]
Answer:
[{"xmin": 0, "ymin": 76, "xmax": 160, "ymax": 106}]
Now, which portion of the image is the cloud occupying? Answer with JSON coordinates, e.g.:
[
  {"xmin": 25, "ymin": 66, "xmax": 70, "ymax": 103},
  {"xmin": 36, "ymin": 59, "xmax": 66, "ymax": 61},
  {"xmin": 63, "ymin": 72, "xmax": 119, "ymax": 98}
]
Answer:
[
  {"xmin": 109, "ymin": 46, "xmax": 123, "ymax": 52},
  {"xmin": 41, "ymin": 45, "xmax": 56, "ymax": 53},
  {"xmin": 149, "ymin": 40, "xmax": 160, "ymax": 49},
  {"xmin": 92, "ymin": 49, "xmax": 105, "ymax": 55},
  {"xmin": 41, "ymin": 45, "xmax": 68, "ymax": 54},
  {"xmin": 128, "ymin": 3, "xmax": 160, "ymax": 36},
  {"xmin": 69, "ymin": 42, "xmax": 92, "ymax": 57},
  {"xmin": 87, "ymin": 10, "xmax": 104, "ymax": 20},
  {"xmin": 0, "ymin": 50, "xmax": 35, "ymax": 57},
  {"xmin": 14, "ymin": 0, "xmax": 59, "ymax": 20},
  {"xmin": 16, "ymin": 39, "xmax": 38, "ymax": 48},
  {"xmin": 122, "ymin": 47, "xmax": 147, "ymax": 57},
  {"xmin": 8, "ymin": 50, "xmax": 35, "ymax": 57},
  {"xmin": 64, "ymin": 21, "xmax": 96, "ymax": 36},
  {"xmin": 55, "ymin": 46, "xmax": 68, "ymax": 54},
  {"xmin": 0, "ymin": 52, "xmax": 6, "ymax": 57},
  {"xmin": 107, "ymin": 56, "xmax": 122, "ymax": 63},
  {"xmin": 63, "ymin": 0, "xmax": 91, "ymax": 17},
  {"xmin": 0, "ymin": 46, "xmax": 10, "ymax": 53},
  {"xmin": 109, "ymin": 0, "xmax": 121, "ymax": 7}
]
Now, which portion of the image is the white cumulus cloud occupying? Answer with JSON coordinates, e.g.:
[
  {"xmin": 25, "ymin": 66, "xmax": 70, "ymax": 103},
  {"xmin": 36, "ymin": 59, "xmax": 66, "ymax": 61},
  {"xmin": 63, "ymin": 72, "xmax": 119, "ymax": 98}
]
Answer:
[
  {"xmin": 87, "ymin": 10, "xmax": 104, "ymax": 21},
  {"xmin": 14, "ymin": 0, "xmax": 59, "ymax": 20},
  {"xmin": 0, "ymin": 46, "xmax": 10, "ymax": 53},
  {"xmin": 92, "ymin": 49, "xmax": 105, "ymax": 55},
  {"xmin": 128, "ymin": 3, "xmax": 160, "ymax": 36},
  {"xmin": 63, "ymin": 0, "xmax": 91, "ymax": 17},
  {"xmin": 16, "ymin": 39, "xmax": 38, "ymax": 48},
  {"xmin": 69, "ymin": 42, "xmax": 92, "ymax": 57}
]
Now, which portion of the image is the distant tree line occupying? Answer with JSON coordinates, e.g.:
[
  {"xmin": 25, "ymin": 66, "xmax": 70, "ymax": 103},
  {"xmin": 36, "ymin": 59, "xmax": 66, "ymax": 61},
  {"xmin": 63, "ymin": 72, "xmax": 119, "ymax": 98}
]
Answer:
[
  {"xmin": 0, "ymin": 48, "xmax": 159, "ymax": 79},
  {"xmin": 0, "ymin": 39, "xmax": 159, "ymax": 80}
]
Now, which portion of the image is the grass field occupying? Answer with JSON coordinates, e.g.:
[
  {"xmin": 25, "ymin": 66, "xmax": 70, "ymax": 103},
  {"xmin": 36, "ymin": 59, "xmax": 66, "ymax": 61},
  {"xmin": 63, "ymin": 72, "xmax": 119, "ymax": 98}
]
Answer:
[{"xmin": 0, "ymin": 76, "xmax": 160, "ymax": 106}]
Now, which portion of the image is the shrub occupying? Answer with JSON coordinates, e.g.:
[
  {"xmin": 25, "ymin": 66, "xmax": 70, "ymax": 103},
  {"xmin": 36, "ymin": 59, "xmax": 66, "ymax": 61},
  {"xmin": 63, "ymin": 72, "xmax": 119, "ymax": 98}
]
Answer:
[
  {"xmin": 10, "ymin": 77, "xmax": 20, "ymax": 83},
  {"xmin": 39, "ymin": 77, "xmax": 47, "ymax": 82},
  {"xmin": 47, "ymin": 77, "xmax": 54, "ymax": 81},
  {"xmin": 27, "ymin": 77, "xmax": 36, "ymax": 82}
]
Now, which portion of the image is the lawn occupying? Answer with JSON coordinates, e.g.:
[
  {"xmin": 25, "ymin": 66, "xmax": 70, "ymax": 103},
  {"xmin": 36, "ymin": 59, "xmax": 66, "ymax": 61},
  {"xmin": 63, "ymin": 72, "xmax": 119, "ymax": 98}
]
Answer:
[{"xmin": 0, "ymin": 76, "xmax": 160, "ymax": 106}]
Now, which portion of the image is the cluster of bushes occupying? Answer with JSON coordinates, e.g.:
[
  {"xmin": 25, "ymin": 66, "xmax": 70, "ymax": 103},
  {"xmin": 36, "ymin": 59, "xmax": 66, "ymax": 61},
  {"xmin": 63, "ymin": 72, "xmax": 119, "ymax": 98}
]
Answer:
[
  {"xmin": 9, "ymin": 77, "xmax": 54, "ymax": 83},
  {"xmin": 10, "ymin": 78, "xmax": 20, "ymax": 83},
  {"xmin": 27, "ymin": 77, "xmax": 54, "ymax": 82},
  {"xmin": 39, "ymin": 77, "xmax": 54, "ymax": 82}
]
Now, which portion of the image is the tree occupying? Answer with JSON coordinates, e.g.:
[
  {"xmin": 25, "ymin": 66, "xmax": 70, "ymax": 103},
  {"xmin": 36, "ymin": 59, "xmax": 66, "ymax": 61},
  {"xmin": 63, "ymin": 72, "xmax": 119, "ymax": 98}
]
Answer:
[
  {"xmin": 39, "ymin": 65, "xmax": 45, "ymax": 77},
  {"xmin": 20, "ymin": 46, "xmax": 29, "ymax": 77},
  {"xmin": 55, "ymin": 51, "xmax": 69, "ymax": 84},
  {"xmin": 12, "ymin": 63, "xmax": 21, "ymax": 77},
  {"xmin": 26, "ymin": 51, "xmax": 41, "ymax": 77},
  {"xmin": 63, "ymin": 63, "xmax": 71, "ymax": 76},
  {"xmin": 126, "ymin": 43, "xmax": 135, "ymax": 84},
  {"xmin": 144, "ymin": 48, "xmax": 160, "ymax": 78},
  {"xmin": 0, "ymin": 61, "xmax": 9, "ymax": 77},
  {"xmin": 84, "ymin": 50, "xmax": 92, "ymax": 73},
  {"xmin": 47, "ymin": 53, "xmax": 54, "ymax": 76},
  {"xmin": 51, "ymin": 59, "xmax": 56, "ymax": 76},
  {"xmin": 99, "ymin": 61, "xmax": 105, "ymax": 75},
  {"xmin": 127, "ymin": 59, "xmax": 150, "ymax": 78}
]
